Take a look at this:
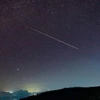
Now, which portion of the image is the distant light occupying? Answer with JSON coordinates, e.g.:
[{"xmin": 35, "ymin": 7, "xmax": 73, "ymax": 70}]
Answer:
[
  {"xmin": 9, "ymin": 91, "xmax": 13, "ymax": 93},
  {"xmin": 6, "ymin": 91, "xmax": 13, "ymax": 93}
]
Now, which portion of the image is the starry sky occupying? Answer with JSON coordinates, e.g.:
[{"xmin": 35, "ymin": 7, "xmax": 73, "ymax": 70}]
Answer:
[{"xmin": 0, "ymin": 0, "xmax": 100, "ymax": 92}]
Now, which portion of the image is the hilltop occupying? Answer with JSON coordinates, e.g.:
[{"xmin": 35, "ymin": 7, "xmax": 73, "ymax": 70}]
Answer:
[{"xmin": 20, "ymin": 86, "xmax": 100, "ymax": 100}]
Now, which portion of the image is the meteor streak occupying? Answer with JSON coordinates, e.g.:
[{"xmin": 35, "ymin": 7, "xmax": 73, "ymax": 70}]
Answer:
[{"xmin": 30, "ymin": 28, "xmax": 78, "ymax": 50}]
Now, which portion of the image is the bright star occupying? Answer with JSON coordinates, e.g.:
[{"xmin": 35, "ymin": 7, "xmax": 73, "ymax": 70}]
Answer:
[{"xmin": 17, "ymin": 68, "xmax": 19, "ymax": 71}]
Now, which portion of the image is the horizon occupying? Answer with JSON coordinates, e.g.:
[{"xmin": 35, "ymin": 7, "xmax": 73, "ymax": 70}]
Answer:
[{"xmin": 2, "ymin": 85, "xmax": 100, "ymax": 93}]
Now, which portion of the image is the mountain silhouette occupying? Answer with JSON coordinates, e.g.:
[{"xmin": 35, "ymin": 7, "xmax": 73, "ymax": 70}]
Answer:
[
  {"xmin": 0, "ymin": 91, "xmax": 12, "ymax": 97},
  {"xmin": 0, "ymin": 90, "xmax": 30, "ymax": 100},
  {"xmin": 20, "ymin": 86, "xmax": 100, "ymax": 100}
]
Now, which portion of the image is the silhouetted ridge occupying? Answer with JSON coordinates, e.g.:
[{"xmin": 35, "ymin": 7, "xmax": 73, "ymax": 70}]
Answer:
[{"xmin": 20, "ymin": 86, "xmax": 100, "ymax": 100}]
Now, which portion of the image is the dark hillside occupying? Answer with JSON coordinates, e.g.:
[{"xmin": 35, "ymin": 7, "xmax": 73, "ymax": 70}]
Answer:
[{"xmin": 20, "ymin": 86, "xmax": 100, "ymax": 100}]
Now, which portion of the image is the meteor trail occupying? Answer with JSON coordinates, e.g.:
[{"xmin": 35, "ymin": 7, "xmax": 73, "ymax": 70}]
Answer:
[{"xmin": 30, "ymin": 28, "xmax": 78, "ymax": 50}]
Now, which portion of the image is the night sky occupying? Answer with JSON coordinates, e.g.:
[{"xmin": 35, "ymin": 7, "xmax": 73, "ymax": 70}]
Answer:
[{"xmin": 0, "ymin": 0, "xmax": 100, "ymax": 92}]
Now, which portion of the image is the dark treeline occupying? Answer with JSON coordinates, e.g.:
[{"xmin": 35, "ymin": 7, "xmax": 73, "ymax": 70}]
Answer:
[{"xmin": 20, "ymin": 86, "xmax": 100, "ymax": 100}]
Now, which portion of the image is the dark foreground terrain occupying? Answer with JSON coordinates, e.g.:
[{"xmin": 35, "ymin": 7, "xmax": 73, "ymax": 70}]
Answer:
[{"xmin": 20, "ymin": 86, "xmax": 100, "ymax": 100}]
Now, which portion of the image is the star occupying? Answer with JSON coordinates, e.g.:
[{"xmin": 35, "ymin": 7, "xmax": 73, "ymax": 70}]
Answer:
[
  {"xmin": 10, "ymin": 57, "xmax": 13, "ymax": 59},
  {"xmin": 17, "ymin": 68, "xmax": 19, "ymax": 71}
]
